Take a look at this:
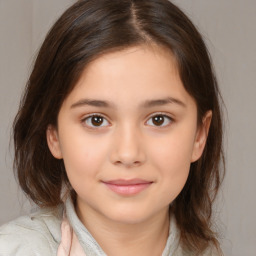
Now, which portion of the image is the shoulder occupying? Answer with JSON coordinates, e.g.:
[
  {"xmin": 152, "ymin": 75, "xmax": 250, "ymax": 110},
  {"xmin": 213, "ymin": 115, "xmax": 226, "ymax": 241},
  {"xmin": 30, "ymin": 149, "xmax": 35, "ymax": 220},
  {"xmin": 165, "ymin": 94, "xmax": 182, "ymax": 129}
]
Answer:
[
  {"xmin": 173, "ymin": 245, "xmax": 221, "ymax": 256},
  {"xmin": 0, "ymin": 205, "xmax": 63, "ymax": 256},
  {"xmin": 203, "ymin": 244, "xmax": 222, "ymax": 256},
  {"xmin": 177, "ymin": 244, "xmax": 221, "ymax": 256}
]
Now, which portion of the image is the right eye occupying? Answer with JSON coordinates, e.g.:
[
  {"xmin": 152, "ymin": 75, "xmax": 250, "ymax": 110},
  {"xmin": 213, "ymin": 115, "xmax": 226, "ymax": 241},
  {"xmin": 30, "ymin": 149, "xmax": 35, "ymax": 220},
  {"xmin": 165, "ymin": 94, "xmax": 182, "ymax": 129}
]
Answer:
[
  {"xmin": 82, "ymin": 114, "xmax": 110, "ymax": 128},
  {"xmin": 145, "ymin": 113, "xmax": 173, "ymax": 127}
]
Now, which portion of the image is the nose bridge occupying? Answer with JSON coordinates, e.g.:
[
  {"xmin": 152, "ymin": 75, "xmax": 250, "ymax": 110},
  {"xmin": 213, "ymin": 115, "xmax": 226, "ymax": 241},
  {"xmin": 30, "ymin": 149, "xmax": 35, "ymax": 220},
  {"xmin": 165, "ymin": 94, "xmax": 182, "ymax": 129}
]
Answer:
[{"xmin": 110, "ymin": 121, "xmax": 146, "ymax": 167}]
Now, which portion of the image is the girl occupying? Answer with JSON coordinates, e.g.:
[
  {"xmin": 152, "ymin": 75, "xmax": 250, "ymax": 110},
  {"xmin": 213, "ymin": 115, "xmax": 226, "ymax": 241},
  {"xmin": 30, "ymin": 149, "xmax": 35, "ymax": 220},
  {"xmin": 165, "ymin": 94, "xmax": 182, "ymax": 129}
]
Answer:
[{"xmin": 0, "ymin": 0, "xmax": 225, "ymax": 255}]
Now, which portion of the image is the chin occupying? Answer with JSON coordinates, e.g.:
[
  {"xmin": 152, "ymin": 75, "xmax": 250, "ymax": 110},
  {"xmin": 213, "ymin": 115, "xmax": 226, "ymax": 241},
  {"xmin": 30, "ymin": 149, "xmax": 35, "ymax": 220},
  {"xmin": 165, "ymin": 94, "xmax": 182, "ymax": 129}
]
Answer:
[
  {"xmin": 103, "ymin": 205, "xmax": 161, "ymax": 225},
  {"xmin": 109, "ymin": 213, "xmax": 149, "ymax": 225}
]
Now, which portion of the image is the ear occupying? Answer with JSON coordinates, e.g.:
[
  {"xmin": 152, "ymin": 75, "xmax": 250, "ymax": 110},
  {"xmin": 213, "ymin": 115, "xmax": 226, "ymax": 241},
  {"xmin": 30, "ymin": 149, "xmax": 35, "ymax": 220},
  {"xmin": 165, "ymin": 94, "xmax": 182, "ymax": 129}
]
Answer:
[
  {"xmin": 191, "ymin": 110, "xmax": 212, "ymax": 163},
  {"xmin": 46, "ymin": 125, "xmax": 63, "ymax": 159}
]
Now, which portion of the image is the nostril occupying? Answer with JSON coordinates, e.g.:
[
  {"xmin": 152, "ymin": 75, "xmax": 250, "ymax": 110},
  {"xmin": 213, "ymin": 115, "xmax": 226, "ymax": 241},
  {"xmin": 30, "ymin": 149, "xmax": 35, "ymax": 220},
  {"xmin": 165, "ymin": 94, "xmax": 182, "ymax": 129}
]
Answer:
[{"xmin": 114, "ymin": 160, "xmax": 142, "ymax": 167}]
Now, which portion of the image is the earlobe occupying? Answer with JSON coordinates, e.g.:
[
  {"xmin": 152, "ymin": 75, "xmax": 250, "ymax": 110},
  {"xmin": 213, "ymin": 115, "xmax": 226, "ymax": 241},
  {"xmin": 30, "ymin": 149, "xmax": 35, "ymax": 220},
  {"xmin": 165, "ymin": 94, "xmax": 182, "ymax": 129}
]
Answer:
[
  {"xmin": 46, "ymin": 125, "xmax": 63, "ymax": 159},
  {"xmin": 191, "ymin": 110, "xmax": 212, "ymax": 162}
]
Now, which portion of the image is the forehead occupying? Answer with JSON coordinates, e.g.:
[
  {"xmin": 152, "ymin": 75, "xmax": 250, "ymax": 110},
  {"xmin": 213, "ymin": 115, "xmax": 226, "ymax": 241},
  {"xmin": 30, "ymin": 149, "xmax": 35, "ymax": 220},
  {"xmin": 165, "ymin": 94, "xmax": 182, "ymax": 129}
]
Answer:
[
  {"xmin": 83, "ymin": 45, "xmax": 177, "ymax": 79},
  {"xmin": 63, "ymin": 45, "xmax": 195, "ymax": 109}
]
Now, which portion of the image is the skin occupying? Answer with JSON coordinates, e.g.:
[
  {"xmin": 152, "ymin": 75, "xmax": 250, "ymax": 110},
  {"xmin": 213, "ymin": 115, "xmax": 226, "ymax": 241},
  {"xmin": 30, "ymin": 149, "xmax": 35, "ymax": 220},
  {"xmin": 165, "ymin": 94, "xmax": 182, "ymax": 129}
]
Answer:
[{"xmin": 47, "ymin": 45, "xmax": 211, "ymax": 256}]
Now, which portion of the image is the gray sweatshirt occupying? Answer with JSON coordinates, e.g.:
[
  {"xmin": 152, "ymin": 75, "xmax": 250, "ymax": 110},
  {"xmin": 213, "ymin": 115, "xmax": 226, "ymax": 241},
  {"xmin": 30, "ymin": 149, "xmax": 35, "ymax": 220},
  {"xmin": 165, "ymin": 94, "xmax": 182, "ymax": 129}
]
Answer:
[{"xmin": 0, "ymin": 197, "xmax": 217, "ymax": 256}]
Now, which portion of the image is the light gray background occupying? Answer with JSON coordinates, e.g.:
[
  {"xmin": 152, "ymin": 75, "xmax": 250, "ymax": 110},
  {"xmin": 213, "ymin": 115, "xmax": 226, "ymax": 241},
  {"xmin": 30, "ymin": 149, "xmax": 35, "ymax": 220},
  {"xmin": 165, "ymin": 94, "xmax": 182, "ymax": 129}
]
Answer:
[{"xmin": 0, "ymin": 1, "xmax": 255, "ymax": 255}]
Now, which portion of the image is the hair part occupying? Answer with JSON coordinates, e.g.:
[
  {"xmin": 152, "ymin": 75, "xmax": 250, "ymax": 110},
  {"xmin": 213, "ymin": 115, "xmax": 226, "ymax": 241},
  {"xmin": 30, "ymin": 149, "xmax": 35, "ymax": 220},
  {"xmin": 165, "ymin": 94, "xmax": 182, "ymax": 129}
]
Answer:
[{"xmin": 13, "ymin": 0, "xmax": 225, "ymax": 254}]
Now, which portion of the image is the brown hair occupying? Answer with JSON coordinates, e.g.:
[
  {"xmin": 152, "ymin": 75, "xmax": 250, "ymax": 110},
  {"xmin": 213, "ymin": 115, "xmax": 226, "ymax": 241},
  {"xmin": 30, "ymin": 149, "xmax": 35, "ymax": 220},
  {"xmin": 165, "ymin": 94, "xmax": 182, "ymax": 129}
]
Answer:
[{"xmin": 13, "ymin": 0, "xmax": 224, "ymax": 254}]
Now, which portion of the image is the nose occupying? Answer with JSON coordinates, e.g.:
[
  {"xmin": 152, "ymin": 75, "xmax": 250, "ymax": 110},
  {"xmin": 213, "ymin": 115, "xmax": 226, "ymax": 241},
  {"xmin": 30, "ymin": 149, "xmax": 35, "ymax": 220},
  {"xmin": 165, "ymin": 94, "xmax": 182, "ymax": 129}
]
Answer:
[{"xmin": 109, "ymin": 124, "xmax": 146, "ymax": 168}]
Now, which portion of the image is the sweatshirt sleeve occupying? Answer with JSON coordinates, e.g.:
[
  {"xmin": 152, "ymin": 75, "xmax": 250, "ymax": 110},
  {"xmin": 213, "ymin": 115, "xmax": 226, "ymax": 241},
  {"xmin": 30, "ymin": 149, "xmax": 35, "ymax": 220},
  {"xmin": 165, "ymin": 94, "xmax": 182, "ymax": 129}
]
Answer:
[
  {"xmin": 0, "ymin": 215, "xmax": 58, "ymax": 256},
  {"xmin": 0, "ymin": 233, "xmax": 52, "ymax": 256}
]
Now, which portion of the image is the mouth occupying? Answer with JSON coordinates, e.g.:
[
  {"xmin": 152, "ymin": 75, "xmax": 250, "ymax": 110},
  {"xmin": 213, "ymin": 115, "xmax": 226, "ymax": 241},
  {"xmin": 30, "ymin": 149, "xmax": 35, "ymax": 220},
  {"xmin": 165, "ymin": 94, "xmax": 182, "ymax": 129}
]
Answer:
[{"xmin": 102, "ymin": 179, "xmax": 153, "ymax": 196}]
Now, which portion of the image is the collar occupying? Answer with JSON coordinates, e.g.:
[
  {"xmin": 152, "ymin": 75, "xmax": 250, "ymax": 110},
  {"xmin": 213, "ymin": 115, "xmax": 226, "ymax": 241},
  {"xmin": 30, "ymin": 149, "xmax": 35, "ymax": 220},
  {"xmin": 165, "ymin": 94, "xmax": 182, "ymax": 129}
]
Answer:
[{"xmin": 64, "ymin": 196, "xmax": 180, "ymax": 256}]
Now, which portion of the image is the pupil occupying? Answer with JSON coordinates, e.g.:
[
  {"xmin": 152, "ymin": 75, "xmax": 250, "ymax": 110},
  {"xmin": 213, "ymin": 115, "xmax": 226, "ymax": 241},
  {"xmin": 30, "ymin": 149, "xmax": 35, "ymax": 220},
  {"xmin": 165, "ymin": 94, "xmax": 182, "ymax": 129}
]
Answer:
[
  {"xmin": 153, "ymin": 116, "xmax": 164, "ymax": 126},
  {"xmin": 92, "ymin": 116, "xmax": 103, "ymax": 126}
]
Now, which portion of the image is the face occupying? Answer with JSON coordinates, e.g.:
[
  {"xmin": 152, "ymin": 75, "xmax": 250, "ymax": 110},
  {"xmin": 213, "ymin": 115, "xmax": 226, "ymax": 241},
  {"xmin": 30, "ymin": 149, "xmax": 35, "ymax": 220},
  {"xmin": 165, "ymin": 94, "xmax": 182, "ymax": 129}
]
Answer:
[{"xmin": 47, "ymin": 46, "xmax": 211, "ymax": 225}]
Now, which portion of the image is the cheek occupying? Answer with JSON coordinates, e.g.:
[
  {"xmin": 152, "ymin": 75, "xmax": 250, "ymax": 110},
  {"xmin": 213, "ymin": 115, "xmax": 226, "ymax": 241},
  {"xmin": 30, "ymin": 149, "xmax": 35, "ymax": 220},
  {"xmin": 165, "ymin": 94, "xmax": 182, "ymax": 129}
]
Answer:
[
  {"xmin": 149, "ymin": 130, "xmax": 196, "ymax": 196},
  {"xmin": 151, "ymin": 130, "xmax": 195, "ymax": 170},
  {"xmin": 59, "ymin": 132, "xmax": 108, "ymax": 184}
]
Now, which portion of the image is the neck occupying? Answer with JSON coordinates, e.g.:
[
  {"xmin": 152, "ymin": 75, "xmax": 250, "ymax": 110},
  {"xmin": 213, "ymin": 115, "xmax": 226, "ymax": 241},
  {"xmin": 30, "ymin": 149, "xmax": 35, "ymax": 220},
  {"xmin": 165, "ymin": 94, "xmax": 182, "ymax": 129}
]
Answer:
[{"xmin": 77, "ymin": 206, "xmax": 170, "ymax": 256}]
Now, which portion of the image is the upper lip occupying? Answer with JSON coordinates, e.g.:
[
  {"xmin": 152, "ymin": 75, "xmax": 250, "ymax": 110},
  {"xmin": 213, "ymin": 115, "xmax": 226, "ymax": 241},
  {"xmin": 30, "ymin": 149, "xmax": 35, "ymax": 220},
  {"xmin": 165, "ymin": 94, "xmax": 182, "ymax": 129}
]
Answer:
[{"xmin": 102, "ymin": 179, "xmax": 153, "ymax": 185}]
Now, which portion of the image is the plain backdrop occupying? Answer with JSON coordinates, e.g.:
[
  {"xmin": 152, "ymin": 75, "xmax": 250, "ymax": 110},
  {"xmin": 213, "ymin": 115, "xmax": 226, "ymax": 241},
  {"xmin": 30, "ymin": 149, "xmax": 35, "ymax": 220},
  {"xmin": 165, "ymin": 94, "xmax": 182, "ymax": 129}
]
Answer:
[{"xmin": 0, "ymin": 1, "xmax": 255, "ymax": 255}]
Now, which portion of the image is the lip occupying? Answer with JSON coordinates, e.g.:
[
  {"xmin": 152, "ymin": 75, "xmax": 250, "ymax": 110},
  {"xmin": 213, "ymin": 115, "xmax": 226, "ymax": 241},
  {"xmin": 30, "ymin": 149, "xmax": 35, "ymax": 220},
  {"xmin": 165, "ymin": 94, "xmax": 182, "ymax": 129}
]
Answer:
[{"xmin": 102, "ymin": 179, "xmax": 153, "ymax": 196}]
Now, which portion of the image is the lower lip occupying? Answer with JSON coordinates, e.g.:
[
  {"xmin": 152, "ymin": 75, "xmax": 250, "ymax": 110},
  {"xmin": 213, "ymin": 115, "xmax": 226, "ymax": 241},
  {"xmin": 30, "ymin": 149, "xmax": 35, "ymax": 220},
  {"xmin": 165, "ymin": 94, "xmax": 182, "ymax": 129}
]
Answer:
[{"xmin": 103, "ymin": 183, "xmax": 152, "ymax": 196}]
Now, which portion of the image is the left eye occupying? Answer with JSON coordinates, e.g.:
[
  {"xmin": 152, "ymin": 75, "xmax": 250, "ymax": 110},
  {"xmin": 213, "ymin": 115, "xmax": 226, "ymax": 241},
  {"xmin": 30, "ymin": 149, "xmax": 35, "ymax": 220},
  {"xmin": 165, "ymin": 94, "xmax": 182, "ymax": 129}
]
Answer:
[
  {"xmin": 146, "ymin": 114, "xmax": 172, "ymax": 127},
  {"xmin": 83, "ymin": 115, "xmax": 110, "ymax": 128}
]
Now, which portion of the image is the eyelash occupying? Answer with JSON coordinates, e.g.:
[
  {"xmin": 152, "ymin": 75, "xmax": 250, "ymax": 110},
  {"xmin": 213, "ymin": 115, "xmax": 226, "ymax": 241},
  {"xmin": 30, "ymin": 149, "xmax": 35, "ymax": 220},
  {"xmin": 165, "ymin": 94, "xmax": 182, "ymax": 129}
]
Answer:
[{"xmin": 81, "ymin": 113, "xmax": 174, "ymax": 129}]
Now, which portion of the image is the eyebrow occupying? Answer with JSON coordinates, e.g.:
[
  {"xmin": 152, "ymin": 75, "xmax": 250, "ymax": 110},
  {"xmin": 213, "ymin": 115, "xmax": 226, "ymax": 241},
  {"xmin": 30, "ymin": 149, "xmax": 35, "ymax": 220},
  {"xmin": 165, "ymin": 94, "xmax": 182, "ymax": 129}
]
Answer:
[
  {"xmin": 71, "ymin": 99, "xmax": 111, "ymax": 108},
  {"xmin": 70, "ymin": 97, "xmax": 186, "ymax": 109},
  {"xmin": 142, "ymin": 97, "xmax": 186, "ymax": 108}
]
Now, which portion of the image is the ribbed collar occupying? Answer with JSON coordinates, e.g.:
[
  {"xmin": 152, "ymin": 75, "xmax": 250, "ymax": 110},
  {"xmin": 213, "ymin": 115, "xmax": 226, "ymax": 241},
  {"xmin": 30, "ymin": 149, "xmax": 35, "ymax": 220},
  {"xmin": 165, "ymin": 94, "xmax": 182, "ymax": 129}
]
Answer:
[{"xmin": 65, "ymin": 196, "xmax": 180, "ymax": 256}]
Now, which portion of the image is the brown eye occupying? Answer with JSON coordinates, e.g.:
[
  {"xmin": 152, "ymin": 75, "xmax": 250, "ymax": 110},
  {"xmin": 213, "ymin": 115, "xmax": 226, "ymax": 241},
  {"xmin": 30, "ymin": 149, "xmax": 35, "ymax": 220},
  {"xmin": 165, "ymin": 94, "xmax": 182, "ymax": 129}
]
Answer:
[
  {"xmin": 91, "ymin": 116, "xmax": 103, "ymax": 126},
  {"xmin": 146, "ymin": 114, "xmax": 172, "ymax": 127},
  {"xmin": 84, "ymin": 115, "xmax": 109, "ymax": 128},
  {"xmin": 152, "ymin": 115, "xmax": 164, "ymax": 126}
]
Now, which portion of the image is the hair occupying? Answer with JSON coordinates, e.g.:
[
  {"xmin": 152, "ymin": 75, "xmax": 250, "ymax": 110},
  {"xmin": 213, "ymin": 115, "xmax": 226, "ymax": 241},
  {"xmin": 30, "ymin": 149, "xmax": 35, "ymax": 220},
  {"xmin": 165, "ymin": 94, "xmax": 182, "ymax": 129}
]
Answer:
[{"xmin": 13, "ymin": 0, "xmax": 225, "ymax": 254}]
